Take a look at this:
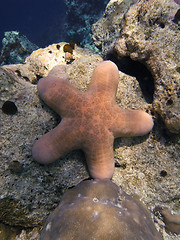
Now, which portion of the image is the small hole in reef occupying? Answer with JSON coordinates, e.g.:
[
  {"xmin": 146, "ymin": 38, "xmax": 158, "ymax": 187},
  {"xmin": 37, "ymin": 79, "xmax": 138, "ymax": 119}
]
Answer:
[
  {"xmin": 8, "ymin": 160, "xmax": 23, "ymax": 174},
  {"xmin": 67, "ymin": 185, "xmax": 75, "ymax": 190},
  {"xmin": 115, "ymin": 162, "xmax": 126, "ymax": 169},
  {"xmin": 48, "ymin": 50, "xmax": 52, "ymax": 54},
  {"xmin": 166, "ymin": 98, "xmax": 173, "ymax": 106},
  {"xmin": 36, "ymin": 75, "xmax": 42, "ymax": 81},
  {"xmin": 107, "ymin": 54, "xmax": 155, "ymax": 103},
  {"xmin": 15, "ymin": 70, "xmax": 21, "ymax": 77},
  {"xmin": 176, "ymin": 66, "xmax": 180, "ymax": 73},
  {"xmin": 2, "ymin": 100, "xmax": 18, "ymax": 115},
  {"xmin": 56, "ymin": 44, "xmax": 60, "ymax": 50},
  {"xmin": 23, "ymin": 76, "xmax": 29, "ymax": 82},
  {"xmin": 160, "ymin": 170, "xmax": 167, "ymax": 177},
  {"xmin": 173, "ymin": 9, "xmax": 180, "ymax": 25},
  {"xmin": 159, "ymin": 22, "xmax": 165, "ymax": 28}
]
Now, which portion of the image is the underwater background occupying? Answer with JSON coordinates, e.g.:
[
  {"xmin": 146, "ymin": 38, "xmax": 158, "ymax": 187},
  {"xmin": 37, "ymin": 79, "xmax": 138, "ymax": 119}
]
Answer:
[
  {"xmin": 0, "ymin": 0, "xmax": 179, "ymax": 239},
  {"xmin": 0, "ymin": 0, "xmax": 109, "ymax": 66},
  {"xmin": 0, "ymin": 0, "xmax": 66, "ymax": 47},
  {"xmin": 0, "ymin": 0, "xmax": 108, "ymax": 49}
]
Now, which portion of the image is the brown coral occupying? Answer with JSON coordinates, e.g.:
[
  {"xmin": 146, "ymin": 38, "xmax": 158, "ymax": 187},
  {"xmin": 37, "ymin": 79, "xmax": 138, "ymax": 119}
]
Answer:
[{"xmin": 40, "ymin": 179, "xmax": 163, "ymax": 240}]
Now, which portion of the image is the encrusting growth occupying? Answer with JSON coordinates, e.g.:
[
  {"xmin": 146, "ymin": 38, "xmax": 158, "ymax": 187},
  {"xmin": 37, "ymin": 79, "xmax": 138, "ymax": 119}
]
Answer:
[{"xmin": 32, "ymin": 61, "xmax": 153, "ymax": 179}]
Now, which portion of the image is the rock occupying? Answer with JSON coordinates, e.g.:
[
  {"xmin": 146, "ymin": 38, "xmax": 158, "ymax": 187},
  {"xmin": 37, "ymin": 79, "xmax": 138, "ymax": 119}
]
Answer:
[
  {"xmin": 92, "ymin": 0, "xmax": 138, "ymax": 55},
  {"xmin": 154, "ymin": 206, "xmax": 180, "ymax": 235},
  {"xmin": 40, "ymin": 179, "xmax": 163, "ymax": 240},
  {"xmin": 1, "ymin": 42, "xmax": 102, "ymax": 84},
  {"xmin": 0, "ymin": 42, "xmax": 179, "ymax": 240},
  {"xmin": 15, "ymin": 228, "xmax": 40, "ymax": 240},
  {"xmin": 0, "ymin": 31, "xmax": 38, "ymax": 66},
  {"xmin": 0, "ymin": 222, "xmax": 40, "ymax": 240},
  {"xmin": 92, "ymin": 0, "xmax": 180, "ymax": 134}
]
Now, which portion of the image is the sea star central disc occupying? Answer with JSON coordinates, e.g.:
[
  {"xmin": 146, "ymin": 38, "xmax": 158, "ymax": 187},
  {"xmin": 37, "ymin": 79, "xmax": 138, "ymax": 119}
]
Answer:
[{"xmin": 32, "ymin": 61, "xmax": 153, "ymax": 179}]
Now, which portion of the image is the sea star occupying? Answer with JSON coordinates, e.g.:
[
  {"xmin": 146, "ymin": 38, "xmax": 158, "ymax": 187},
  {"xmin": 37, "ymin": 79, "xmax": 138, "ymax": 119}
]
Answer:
[{"xmin": 32, "ymin": 61, "xmax": 153, "ymax": 179}]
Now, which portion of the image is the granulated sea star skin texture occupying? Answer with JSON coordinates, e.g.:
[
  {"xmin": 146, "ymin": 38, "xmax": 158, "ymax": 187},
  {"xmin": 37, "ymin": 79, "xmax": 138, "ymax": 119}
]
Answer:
[
  {"xmin": 32, "ymin": 61, "xmax": 153, "ymax": 179},
  {"xmin": 40, "ymin": 179, "xmax": 163, "ymax": 240}
]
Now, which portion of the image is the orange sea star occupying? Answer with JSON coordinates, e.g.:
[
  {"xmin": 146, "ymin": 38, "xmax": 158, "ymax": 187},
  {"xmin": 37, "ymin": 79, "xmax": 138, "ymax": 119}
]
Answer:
[{"xmin": 32, "ymin": 61, "xmax": 153, "ymax": 179}]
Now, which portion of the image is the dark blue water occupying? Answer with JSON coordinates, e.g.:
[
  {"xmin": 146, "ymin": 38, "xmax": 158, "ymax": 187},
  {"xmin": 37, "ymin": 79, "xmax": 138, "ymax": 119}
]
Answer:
[{"xmin": 0, "ymin": 0, "xmax": 66, "ymax": 48}]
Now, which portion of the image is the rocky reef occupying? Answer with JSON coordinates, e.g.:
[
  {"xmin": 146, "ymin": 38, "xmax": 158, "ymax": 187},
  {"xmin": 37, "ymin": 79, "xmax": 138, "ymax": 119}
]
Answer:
[
  {"xmin": 0, "ymin": 0, "xmax": 180, "ymax": 239},
  {"xmin": 0, "ymin": 31, "xmax": 38, "ymax": 66},
  {"xmin": 92, "ymin": 0, "xmax": 138, "ymax": 54},
  {"xmin": 40, "ymin": 179, "xmax": 163, "ymax": 240},
  {"xmin": 0, "ymin": 43, "xmax": 100, "ymax": 228},
  {"xmin": 92, "ymin": 0, "xmax": 180, "ymax": 134},
  {"xmin": 0, "ymin": 40, "xmax": 179, "ymax": 240}
]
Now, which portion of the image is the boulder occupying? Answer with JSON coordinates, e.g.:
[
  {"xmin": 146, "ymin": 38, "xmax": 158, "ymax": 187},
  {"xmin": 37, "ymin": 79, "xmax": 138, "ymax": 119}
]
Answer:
[
  {"xmin": 92, "ymin": 0, "xmax": 180, "ymax": 134},
  {"xmin": 92, "ymin": 0, "xmax": 138, "ymax": 55}
]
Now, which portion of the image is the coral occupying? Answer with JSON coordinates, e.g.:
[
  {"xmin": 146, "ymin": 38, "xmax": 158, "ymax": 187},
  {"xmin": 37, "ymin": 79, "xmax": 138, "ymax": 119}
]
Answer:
[
  {"xmin": 1, "ymin": 41, "xmax": 99, "ymax": 84},
  {"xmin": 32, "ymin": 61, "xmax": 153, "ymax": 179},
  {"xmin": 63, "ymin": 43, "xmax": 73, "ymax": 54},
  {"xmin": 40, "ymin": 179, "xmax": 163, "ymax": 240},
  {"xmin": 64, "ymin": 52, "xmax": 74, "ymax": 64},
  {"xmin": 0, "ymin": 31, "xmax": 38, "ymax": 66}
]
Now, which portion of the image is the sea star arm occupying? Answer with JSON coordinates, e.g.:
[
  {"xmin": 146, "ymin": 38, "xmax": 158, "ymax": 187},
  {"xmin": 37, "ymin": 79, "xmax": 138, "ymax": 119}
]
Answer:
[
  {"xmin": 87, "ymin": 61, "xmax": 119, "ymax": 102},
  {"xmin": 32, "ymin": 118, "xmax": 81, "ymax": 164},
  {"xmin": 112, "ymin": 106, "xmax": 154, "ymax": 138},
  {"xmin": 83, "ymin": 132, "xmax": 115, "ymax": 179},
  {"xmin": 37, "ymin": 65, "xmax": 80, "ymax": 116}
]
